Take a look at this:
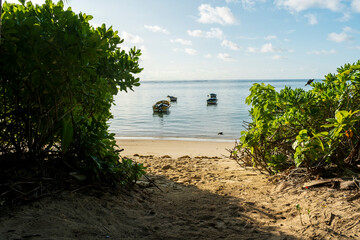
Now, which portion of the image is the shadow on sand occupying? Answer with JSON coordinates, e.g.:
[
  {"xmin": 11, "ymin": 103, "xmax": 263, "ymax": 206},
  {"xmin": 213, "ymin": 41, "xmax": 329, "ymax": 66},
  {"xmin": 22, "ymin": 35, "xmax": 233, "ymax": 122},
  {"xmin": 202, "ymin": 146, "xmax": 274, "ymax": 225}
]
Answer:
[
  {"xmin": 129, "ymin": 174, "xmax": 297, "ymax": 240},
  {"xmin": 0, "ymin": 173, "xmax": 297, "ymax": 240}
]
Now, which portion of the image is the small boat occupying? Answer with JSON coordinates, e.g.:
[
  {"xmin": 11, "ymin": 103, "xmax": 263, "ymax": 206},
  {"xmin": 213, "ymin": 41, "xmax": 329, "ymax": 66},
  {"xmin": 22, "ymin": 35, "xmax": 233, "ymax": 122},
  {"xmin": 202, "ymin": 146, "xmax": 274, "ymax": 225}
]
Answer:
[
  {"xmin": 167, "ymin": 95, "xmax": 177, "ymax": 102},
  {"xmin": 207, "ymin": 93, "xmax": 218, "ymax": 105},
  {"xmin": 153, "ymin": 100, "xmax": 171, "ymax": 113}
]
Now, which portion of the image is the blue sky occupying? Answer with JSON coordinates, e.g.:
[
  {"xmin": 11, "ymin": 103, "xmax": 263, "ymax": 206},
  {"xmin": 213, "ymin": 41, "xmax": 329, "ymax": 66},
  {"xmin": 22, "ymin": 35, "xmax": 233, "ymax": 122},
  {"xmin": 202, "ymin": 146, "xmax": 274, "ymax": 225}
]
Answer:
[{"xmin": 5, "ymin": 0, "xmax": 360, "ymax": 80}]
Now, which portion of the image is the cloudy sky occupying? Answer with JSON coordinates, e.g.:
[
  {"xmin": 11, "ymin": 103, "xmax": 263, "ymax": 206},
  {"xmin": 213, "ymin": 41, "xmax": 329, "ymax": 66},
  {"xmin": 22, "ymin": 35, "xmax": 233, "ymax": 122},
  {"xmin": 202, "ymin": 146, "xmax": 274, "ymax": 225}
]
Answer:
[{"xmin": 5, "ymin": 0, "xmax": 360, "ymax": 80}]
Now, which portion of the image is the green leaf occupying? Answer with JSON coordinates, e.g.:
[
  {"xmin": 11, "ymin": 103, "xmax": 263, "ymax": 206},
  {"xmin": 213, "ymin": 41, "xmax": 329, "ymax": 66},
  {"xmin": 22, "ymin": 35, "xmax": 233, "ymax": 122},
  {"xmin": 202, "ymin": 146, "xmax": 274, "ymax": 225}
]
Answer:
[
  {"xmin": 62, "ymin": 118, "xmax": 73, "ymax": 153},
  {"xmin": 294, "ymin": 155, "xmax": 303, "ymax": 167},
  {"xmin": 299, "ymin": 129, "xmax": 308, "ymax": 135},
  {"xmin": 90, "ymin": 155, "xmax": 102, "ymax": 170},
  {"xmin": 322, "ymin": 124, "xmax": 334, "ymax": 128},
  {"xmin": 325, "ymin": 118, "xmax": 336, "ymax": 123},
  {"xmin": 335, "ymin": 110, "xmax": 349, "ymax": 123},
  {"xmin": 314, "ymin": 132, "xmax": 328, "ymax": 137},
  {"xmin": 350, "ymin": 65, "xmax": 360, "ymax": 70},
  {"xmin": 335, "ymin": 111, "xmax": 343, "ymax": 123},
  {"xmin": 317, "ymin": 138, "xmax": 325, "ymax": 151}
]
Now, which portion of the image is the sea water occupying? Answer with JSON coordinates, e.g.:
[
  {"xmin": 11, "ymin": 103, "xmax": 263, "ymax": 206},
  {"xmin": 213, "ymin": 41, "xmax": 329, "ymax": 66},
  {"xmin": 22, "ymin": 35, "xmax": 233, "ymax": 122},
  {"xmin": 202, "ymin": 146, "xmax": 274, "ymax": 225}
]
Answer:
[{"xmin": 109, "ymin": 79, "xmax": 313, "ymax": 141}]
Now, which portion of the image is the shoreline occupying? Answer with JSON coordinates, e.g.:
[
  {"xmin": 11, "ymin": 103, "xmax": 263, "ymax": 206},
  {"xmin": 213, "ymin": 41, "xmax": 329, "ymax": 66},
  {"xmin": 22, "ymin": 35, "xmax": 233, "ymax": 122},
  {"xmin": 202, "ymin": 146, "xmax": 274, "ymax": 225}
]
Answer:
[
  {"xmin": 115, "ymin": 136, "xmax": 237, "ymax": 143},
  {"xmin": 116, "ymin": 138, "xmax": 236, "ymax": 158}
]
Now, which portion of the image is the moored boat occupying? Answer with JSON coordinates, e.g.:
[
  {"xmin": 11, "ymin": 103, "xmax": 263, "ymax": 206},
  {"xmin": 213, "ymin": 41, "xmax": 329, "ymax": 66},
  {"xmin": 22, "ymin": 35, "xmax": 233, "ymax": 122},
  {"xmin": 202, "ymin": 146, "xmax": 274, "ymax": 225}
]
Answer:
[
  {"xmin": 207, "ymin": 93, "xmax": 218, "ymax": 105},
  {"xmin": 167, "ymin": 95, "xmax": 177, "ymax": 102},
  {"xmin": 153, "ymin": 100, "xmax": 171, "ymax": 112}
]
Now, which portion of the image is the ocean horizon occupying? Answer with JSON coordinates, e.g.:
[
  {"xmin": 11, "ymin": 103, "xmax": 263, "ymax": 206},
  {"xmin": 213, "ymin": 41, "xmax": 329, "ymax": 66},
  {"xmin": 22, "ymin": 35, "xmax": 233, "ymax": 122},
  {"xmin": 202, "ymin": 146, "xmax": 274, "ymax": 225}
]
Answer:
[{"xmin": 109, "ymin": 79, "xmax": 314, "ymax": 141}]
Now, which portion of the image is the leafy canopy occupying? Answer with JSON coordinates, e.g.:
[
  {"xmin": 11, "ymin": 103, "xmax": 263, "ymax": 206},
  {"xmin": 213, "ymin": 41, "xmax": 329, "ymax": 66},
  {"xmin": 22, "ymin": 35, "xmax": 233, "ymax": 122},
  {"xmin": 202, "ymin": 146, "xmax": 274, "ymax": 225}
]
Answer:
[
  {"xmin": 0, "ymin": 0, "xmax": 145, "ymax": 187},
  {"xmin": 233, "ymin": 61, "xmax": 360, "ymax": 176}
]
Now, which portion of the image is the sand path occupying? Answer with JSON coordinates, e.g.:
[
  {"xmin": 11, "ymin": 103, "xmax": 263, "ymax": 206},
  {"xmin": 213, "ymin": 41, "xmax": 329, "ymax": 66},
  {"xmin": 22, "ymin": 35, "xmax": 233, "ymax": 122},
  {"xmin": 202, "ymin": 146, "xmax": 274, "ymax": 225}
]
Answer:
[{"xmin": 1, "ymin": 140, "xmax": 359, "ymax": 239}]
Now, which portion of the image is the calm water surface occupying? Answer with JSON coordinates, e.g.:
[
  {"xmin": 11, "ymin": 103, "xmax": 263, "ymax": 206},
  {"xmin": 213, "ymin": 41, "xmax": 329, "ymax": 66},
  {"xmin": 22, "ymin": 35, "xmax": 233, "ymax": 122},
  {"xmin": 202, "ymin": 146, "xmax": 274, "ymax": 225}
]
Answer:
[{"xmin": 109, "ymin": 79, "xmax": 313, "ymax": 141}]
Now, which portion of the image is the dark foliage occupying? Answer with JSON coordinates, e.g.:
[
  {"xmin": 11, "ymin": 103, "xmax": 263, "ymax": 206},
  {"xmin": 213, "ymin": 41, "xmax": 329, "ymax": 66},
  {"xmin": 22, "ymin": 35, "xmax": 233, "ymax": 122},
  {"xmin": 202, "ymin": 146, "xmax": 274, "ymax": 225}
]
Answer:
[{"xmin": 0, "ymin": 0, "xmax": 145, "ymax": 207}]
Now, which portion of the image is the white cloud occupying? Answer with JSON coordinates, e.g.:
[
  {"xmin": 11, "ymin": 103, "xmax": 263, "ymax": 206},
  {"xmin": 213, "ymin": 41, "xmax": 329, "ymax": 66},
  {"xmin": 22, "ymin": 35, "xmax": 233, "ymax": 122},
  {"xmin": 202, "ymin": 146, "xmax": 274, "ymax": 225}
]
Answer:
[
  {"xmin": 144, "ymin": 25, "xmax": 169, "ymax": 34},
  {"xmin": 247, "ymin": 47, "xmax": 256, "ymax": 53},
  {"xmin": 170, "ymin": 38, "xmax": 192, "ymax": 45},
  {"xmin": 304, "ymin": 13, "xmax": 318, "ymax": 25},
  {"xmin": 187, "ymin": 28, "xmax": 224, "ymax": 39},
  {"xmin": 121, "ymin": 31, "xmax": 144, "ymax": 44},
  {"xmin": 275, "ymin": 0, "xmax": 343, "ymax": 12},
  {"xmin": 343, "ymin": 26, "xmax": 353, "ymax": 32},
  {"xmin": 241, "ymin": 0, "xmax": 256, "ymax": 11},
  {"xmin": 173, "ymin": 48, "xmax": 197, "ymax": 55},
  {"xmin": 307, "ymin": 49, "xmax": 336, "ymax": 55},
  {"xmin": 247, "ymin": 43, "xmax": 288, "ymax": 53},
  {"xmin": 338, "ymin": 12, "xmax": 351, "ymax": 22},
  {"xmin": 226, "ymin": 0, "xmax": 239, "ymax": 3},
  {"xmin": 352, "ymin": 0, "xmax": 360, "ymax": 12},
  {"xmin": 221, "ymin": 39, "xmax": 241, "ymax": 50},
  {"xmin": 217, "ymin": 53, "xmax": 233, "ymax": 61},
  {"xmin": 343, "ymin": 26, "xmax": 359, "ymax": 33},
  {"xmin": 138, "ymin": 45, "xmax": 150, "ymax": 60},
  {"xmin": 204, "ymin": 54, "xmax": 212, "ymax": 58},
  {"xmin": 187, "ymin": 29, "xmax": 203, "ymax": 37},
  {"xmin": 264, "ymin": 35, "xmax": 277, "ymax": 40},
  {"xmin": 185, "ymin": 48, "xmax": 197, "ymax": 55},
  {"xmin": 327, "ymin": 32, "xmax": 352, "ymax": 42},
  {"xmin": 237, "ymin": 0, "xmax": 267, "ymax": 10},
  {"xmin": 206, "ymin": 28, "xmax": 224, "ymax": 38},
  {"xmin": 197, "ymin": 4, "xmax": 237, "ymax": 25},
  {"xmin": 272, "ymin": 55, "xmax": 287, "ymax": 60},
  {"xmin": 261, "ymin": 43, "xmax": 282, "ymax": 53}
]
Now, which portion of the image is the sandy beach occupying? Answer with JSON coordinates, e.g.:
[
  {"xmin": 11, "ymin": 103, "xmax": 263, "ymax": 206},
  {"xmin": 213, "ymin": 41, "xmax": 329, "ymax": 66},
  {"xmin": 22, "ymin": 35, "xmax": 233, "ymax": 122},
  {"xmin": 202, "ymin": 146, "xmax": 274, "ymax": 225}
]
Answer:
[
  {"xmin": 1, "ymin": 139, "xmax": 360, "ymax": 239},
  {"xmin": 116, "ymin": 139, "xmax": 234, "ymax": 158}
]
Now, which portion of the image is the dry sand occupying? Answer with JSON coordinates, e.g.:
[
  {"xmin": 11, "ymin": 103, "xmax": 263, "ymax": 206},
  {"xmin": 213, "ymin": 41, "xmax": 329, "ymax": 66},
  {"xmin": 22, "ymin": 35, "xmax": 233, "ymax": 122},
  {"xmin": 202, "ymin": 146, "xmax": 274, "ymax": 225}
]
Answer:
[
  {"xmin": 1, "ymin": 139, "xmax": 360, "ymax": 240},
  {"xmin": 116, "ymin": 139, "xmax": 234, "ymax": 158}
]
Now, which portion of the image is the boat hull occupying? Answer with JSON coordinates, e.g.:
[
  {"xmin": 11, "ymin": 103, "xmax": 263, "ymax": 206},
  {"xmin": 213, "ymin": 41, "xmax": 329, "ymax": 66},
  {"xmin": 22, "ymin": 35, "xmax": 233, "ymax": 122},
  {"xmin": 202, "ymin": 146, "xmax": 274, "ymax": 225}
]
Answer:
[
  {"xmin": 207, "ymin": 93, "xmax": 217, "ymax": 105},
  {"xmin": 153, "ymin": 100, "xmax": 171, "ymax": 112},
  {"xmin": 167, "ymin": 96, "xmax": 177, "ymax": 102},
  {"xmin": 207, "ymin": 98, "xmax": 218, "ymax": 105}
]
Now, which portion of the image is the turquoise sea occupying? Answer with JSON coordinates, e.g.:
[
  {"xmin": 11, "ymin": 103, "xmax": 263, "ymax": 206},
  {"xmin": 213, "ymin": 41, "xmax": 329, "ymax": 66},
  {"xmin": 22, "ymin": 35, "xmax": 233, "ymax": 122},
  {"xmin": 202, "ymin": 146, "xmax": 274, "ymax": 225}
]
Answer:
[{"xmin": 109, "ymin": 79, "xmax": 314, "ymax": 141}]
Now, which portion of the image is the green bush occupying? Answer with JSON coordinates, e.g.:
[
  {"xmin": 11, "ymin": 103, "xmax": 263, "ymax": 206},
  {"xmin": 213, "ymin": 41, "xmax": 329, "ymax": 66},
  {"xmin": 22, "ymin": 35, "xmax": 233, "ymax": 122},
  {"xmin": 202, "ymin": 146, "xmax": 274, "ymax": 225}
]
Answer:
[
  {"xmin": 234, "ymin": 61, "xmax": 360, "ymax": 176},
  {"xmin": 0, "ymin": 0, "xmax": 145, "ymax": 187}
]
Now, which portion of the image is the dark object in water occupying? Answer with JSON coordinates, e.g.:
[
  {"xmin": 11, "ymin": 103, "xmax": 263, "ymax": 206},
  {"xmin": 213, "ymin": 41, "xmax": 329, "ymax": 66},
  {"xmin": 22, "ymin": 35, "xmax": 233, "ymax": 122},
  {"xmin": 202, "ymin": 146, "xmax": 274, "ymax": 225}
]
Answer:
[
  {"xmin": 167, "ymin": 95, "xmax": 177, "ymax": 102},
  {"xmin": 207, "ymin": 93, "xmax": 218, "ymax": 105},
  {"xmin": 153, "ymin": 100, "xmax": 171, "ymax": 113},
  {"xmin": 218, "ymin": 132, "xmax": 223, "ymax": 135},
  {"xmin": 305, "ymin": 79, "xmax": 314, "ymax": 86}
]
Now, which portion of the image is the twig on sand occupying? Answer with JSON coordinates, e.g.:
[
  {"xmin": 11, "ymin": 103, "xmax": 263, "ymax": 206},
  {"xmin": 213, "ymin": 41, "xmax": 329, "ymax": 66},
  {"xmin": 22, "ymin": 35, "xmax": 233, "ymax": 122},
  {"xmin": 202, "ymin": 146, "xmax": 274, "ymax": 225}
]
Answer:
[
  {"xmin": 226, "ymin": 148, "xmax": 244, "ymax": 168},
  {"xmin": 142, "ymin": 174, "xmax": 163, "ymax": 192},
  {"xmin": 353, "ymin": 176, "xmax": 360, "ymax": 190},
  {"xmin": 345, "ymin": 219, "xmax": 360, "ymax": 231},
  {"xmin": 346, "ymin": 192, "xmax": 360, "ymax": 201},
  {"xmin": 326, "ymin": 213, "xmax": 336, "ymax": 226},
  {"xmin": 227, "ymin": 141, "xmax": 253, "ymax": 168},
  {"xmin": 71, "ymin": 185, "xmax": 94, "ymax": 193}
]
